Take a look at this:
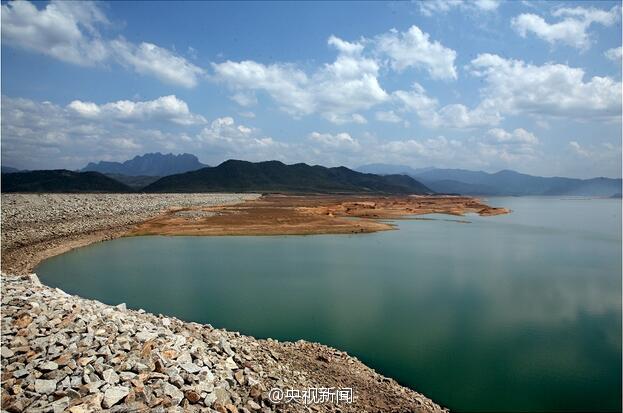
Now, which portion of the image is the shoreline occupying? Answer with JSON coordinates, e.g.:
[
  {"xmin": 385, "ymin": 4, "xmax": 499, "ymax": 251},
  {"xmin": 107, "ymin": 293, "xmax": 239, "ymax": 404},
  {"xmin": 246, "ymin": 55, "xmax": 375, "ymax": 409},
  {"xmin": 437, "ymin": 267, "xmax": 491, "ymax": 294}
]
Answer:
[{"xmin": 0, "ymin": 193, "xmax": 487, "ymax": 412}]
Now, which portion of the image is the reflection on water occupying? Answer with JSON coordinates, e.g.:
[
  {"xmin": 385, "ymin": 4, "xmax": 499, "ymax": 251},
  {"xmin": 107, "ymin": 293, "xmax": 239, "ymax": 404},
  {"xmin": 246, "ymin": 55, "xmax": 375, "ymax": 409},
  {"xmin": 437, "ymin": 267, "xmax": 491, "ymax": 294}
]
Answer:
[{"xmin": 36, "ymin": 197, "xmax": 622, "ymax": 412}]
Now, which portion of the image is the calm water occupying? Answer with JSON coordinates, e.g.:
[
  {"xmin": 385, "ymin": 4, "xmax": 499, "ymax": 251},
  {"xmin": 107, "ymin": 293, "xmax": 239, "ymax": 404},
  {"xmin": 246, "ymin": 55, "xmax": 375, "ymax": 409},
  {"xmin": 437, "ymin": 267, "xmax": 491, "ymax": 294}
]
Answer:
[{"xmin": 36, "ymin": 197, "xmax": 622, "ymax": 412}]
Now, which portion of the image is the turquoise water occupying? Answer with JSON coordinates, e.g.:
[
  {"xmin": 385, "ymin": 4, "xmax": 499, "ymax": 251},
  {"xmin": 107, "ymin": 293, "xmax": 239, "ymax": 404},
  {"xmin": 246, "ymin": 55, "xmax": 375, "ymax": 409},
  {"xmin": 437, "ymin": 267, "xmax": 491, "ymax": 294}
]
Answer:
[{"xmin": 35, "ymin": 197, "xmax": 622, "ymax": 412}]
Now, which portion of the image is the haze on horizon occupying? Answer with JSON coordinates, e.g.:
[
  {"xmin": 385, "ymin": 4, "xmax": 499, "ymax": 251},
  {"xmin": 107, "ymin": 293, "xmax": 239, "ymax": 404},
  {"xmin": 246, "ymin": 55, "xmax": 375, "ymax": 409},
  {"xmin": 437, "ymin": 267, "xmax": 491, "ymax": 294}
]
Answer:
[{"xmin": 1, "ymin": 0, "xmax": 622, "ymax": 179}]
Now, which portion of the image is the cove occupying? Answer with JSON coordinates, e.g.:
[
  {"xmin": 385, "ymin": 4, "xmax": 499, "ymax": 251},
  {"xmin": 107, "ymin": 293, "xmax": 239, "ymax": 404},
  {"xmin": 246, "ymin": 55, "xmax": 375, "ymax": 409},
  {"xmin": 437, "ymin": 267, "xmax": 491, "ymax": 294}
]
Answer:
[{"xmin": 35, "ymin": 197, "xmax": 622, "ymax": 412}]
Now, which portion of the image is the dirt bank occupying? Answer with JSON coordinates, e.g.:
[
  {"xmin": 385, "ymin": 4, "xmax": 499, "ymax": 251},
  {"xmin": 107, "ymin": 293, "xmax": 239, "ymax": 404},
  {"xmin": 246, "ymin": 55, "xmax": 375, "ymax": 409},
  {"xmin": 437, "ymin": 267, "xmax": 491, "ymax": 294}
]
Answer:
[{"xmin": 131, "ymin": 194, "xmax": 509, "ymax": 237}]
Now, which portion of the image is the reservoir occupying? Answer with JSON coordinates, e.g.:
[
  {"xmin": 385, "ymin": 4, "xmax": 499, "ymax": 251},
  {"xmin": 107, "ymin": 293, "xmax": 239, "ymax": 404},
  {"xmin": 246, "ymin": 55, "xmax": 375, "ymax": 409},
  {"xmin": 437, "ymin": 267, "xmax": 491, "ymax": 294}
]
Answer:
[{"xmin": 35, "ymin": 197, "xmax": 622, "ymax": 412}]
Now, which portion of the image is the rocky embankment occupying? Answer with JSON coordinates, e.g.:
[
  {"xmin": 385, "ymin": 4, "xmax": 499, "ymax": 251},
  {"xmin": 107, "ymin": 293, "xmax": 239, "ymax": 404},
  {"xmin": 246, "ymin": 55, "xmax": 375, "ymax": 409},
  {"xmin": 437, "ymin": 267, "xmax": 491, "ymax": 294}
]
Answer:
[{"xmin": 1, "ymin": 194, "xmax": 447, "ymax": 413}]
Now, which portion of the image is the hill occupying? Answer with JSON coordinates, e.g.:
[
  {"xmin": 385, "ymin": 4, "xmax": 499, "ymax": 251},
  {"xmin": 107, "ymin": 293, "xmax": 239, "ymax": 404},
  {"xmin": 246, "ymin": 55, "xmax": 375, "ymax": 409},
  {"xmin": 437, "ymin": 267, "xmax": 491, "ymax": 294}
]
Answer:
[
  {"xmin": 1, "ymin": 170, "xmax": 133, "ymax": 193},
  {"xmin": 82, "ymin": 153, "xmax": 207, "ymax": 176},
  {"xmin": 1, "ymin": 166, "xmax": 21, "ymax": 174},
  {"xmin": 144, "ymin": 160, "xmax": 432, "ymax": 194},
  {"xmin": 357, "ymin": 164, "xmax": 622, "ymax": 197}
]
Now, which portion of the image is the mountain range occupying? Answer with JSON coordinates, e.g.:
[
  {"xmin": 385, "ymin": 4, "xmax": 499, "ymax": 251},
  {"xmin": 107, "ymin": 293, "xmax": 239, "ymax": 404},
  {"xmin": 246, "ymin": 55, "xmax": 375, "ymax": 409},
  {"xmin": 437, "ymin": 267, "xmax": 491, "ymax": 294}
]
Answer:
[
  {"xmin": 82, "ymin": 153, "xmax": 206, "ymax": 177},
  {"xmin": 144, "ymin": 160, "xmax": 431, "ymax": 194},
  {"xmin": 2, "ymin": 154, "xmax": 620, "ymax": 196},
  {"xmin": 1, "ymin": 160, "xmax": 431, "ymax": 194},
  {"xmin": 357, "ymin": 164, "xmax": 622, "ymax": 197}
]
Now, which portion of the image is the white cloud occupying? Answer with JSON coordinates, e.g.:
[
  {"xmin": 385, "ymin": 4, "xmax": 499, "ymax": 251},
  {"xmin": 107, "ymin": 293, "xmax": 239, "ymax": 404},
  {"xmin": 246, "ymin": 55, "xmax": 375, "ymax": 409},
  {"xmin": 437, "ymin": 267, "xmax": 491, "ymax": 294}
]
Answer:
[
  {"xmin": 511, "ymin": 6, "xmax": 620, "ymax": 50},
  {"xmin": 1, "ymin": 0, "xmax": 109, "ymax": 65},
  {"xmin": 375, "ymin": 110, "xmax": 402, "ymax": 123},
  {"xmin": 374, "ymin": 26, "xmax": 457, "ymax": 80},
  {"xmin": 230, "ymin": 92, "xmax": 257, "ymax": 107},
  {"xmin": 393, "ymin": 83, "xmax": 501, "ymax": 128},
  {"xmin": 1, "ymin": 0, "xmax": 204, "ymax": 87},
  {"xmin": 418, "ymin": 0, "xmax": 500, "ymax": 16},
  {"xmin": 1, "ymin": 95, "xmax": 293, "ymax": 168},
  {"xmin": 68, "ymin": 95, "xmax": 206, "ymax": 125},
  {"xmin": 376, "ymin": 128, "xmax": 540, "ymax": 170},
  {"xmin": 308, "ymin": 132, "xmax": 360, "ymax": 151},
  {"xmin": 1, "ymin": 96, "xmax": 147, "ymax": 168},
  {"xmin": 469, "ymin": 53, "xmax": 622, "ymax": 120},
  {"xmin": 487, "ymin": 128, "xmax": 539, "ymax": 145},
  {"xmin": 327, "ymin": 35, "xmax": 364, "ymax": 55},
  {"xmin": 212, "ymin": 35, "xmax": 388, "ymax": 124},
  {"xmin": 569, "ymin": 140, "xmax": 589, "ymax": 157},
  {"xmin": 109, "ymin": 39, "xmax": 204, "ymax": 88},
  {"xmin": 605, "ymin": 46, "xmax": 622, "ymax": 62}
]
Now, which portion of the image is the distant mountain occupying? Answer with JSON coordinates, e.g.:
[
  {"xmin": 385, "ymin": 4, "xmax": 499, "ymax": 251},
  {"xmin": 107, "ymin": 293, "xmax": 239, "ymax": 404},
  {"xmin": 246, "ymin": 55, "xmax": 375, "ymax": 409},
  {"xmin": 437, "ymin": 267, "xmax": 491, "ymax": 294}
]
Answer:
[
  {"xmin": 82, "ymin": 153, "xmax": 207, "ymax": 176},
  {"xmin": 103, "ymin": 173, "xmax": 161, "ymax": 190},
  {"xmin": 144, "ymin": 160, "xmax": 432, "ymax": 194},
  {"xmin": 1, "ymin": 166, "xmax": 21, "ymax": 174},
  {"xmin": 357, "ymin": 163, "xmax": 434, "ymax": 176},
  {"xmin": 1, "ymin": 170, "xmax": 132, "ymax": 193},
  {"xmin": 357, "ymin": 164, "xmax": 622, "ymax": 197}
]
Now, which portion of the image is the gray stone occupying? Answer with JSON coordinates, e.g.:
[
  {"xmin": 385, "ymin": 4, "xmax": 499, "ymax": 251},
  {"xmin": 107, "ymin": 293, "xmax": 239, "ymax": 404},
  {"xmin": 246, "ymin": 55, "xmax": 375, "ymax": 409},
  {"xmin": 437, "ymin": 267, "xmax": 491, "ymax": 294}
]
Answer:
[
  {"xmin": 102, "ymin": 368, "xmax": 120, "ymax": 384},
  {"xmin": 39, "ymin": 361, "xmax": 59, "ymax": 371},
  {"xmin": 135, "ymin": 331, "xmax": 158, "ymax": 342},
  {"xmin": 162, "ymin": 382, "xmax": 184, "ymax": 406},
  {"xmin": 102, "ymin": 386, "xmax": 130, "ymax": 408},
  {"xmin": 180, "ymin": 362, "xmax": 201, "ymax": 374},
  {"xmin": 12, "ymin": 369, "xmax": 28, "ymax": 378},
  {"xmin": 34, "ymin": 379, "xmax": 57, "ymax": 394},
  {"xmin": 1, "ymin": 346, "xmax": 15, "ymax": 358}
]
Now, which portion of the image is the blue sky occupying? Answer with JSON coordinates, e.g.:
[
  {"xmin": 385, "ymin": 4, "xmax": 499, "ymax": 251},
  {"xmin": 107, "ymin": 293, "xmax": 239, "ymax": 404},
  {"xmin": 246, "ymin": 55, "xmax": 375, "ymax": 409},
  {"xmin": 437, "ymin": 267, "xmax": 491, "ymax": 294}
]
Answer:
[{"xmin": 1, "ymin": 0, "xmax": 621, "ymax": 178}]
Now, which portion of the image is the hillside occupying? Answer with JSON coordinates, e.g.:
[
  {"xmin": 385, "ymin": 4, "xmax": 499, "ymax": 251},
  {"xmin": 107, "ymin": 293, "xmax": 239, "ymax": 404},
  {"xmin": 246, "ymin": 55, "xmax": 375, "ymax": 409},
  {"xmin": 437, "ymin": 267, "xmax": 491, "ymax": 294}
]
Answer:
[
  {"xmin": 1, "ymin": 170, "xmax": 132, "ymax": 193},
  {"xmin": 82, "ymin": 153, "xmax": 207, "ymax": 176},
  {"xmin": 144, "ymin": 160, "xmax": 432, "ymax": 194},
  {"xmin": 1, "ymin": 166, "xmax": 21, "ymax": 174}
]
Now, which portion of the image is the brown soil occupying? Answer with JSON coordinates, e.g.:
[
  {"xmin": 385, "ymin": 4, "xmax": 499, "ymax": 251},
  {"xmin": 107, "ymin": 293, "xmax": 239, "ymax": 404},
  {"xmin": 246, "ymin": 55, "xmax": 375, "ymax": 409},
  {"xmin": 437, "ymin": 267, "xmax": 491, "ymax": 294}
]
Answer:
[{"xmin": 130, "ymin": 194, "xmax": 509, "ymax": 237}]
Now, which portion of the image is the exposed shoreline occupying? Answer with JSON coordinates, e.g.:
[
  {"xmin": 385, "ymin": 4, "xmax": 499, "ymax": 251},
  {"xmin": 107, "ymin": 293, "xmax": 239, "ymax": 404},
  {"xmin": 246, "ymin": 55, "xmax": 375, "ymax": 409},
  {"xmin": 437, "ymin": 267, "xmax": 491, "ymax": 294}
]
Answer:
[
  {"xmin": 130, "ymin": 194, "xmax": 509, "ymax": 237},
  {"xmin": 0, "ymin": 193, "xmax": 504, "ymax": 412}
]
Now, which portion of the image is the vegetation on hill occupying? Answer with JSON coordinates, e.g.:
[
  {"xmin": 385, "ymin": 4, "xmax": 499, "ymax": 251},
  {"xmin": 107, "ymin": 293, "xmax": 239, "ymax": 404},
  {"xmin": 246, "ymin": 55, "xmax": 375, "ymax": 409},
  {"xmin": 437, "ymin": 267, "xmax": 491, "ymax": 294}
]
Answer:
[
  {"xmin": 144, "ymin": 160, "xmax": 432, "ymax": 194},
  {"xmin": 1, "ymin": 170, "xmax": 132, "ymax": 193}
]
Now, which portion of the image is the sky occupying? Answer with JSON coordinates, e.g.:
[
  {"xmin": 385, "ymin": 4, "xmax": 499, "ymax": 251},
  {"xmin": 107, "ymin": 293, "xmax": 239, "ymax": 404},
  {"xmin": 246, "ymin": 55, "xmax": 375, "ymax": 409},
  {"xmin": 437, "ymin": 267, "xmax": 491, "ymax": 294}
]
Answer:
[{"xmin": 1, "ymin": 0, "xmax": 621, "ymax": 178}]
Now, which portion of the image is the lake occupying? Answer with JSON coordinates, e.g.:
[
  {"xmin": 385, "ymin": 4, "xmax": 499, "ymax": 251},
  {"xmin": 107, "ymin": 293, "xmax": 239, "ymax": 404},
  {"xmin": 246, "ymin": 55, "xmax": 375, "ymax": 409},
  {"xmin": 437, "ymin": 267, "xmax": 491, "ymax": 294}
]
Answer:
[{"xmin": 35, "ymin": 197, "xmax": 622, "ymax": 412}]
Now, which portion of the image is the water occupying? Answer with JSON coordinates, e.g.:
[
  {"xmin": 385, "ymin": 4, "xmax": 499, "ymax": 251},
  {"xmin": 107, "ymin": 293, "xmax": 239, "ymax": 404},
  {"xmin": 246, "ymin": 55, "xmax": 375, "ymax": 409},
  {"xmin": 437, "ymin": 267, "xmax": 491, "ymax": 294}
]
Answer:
[{"xmin": 35, "ymin": 197, "xmax": 622, "ymax": 412}]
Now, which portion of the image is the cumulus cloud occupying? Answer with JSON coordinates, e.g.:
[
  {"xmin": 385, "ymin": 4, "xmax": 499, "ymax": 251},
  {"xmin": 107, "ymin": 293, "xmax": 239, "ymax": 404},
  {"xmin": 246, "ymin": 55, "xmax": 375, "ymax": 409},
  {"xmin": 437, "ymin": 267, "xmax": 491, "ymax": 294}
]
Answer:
[
  {"xmin": 374, "ymin": 26, "xmax": 457, "ymax": 80},
  {"xmin": 212, "ymin": 35, "xmax": 388, "ymax": 124},
  {"xmin": 469, "ymin": 53, "xmax": 622, "ymax": 120},
  {"xmin": 605, "ymin": 46, "xmax": 622, "ymax": 62},
  {"xmin": 1, "ymin": 0, "xmax": 204, "ymax": 87},
  {"xmin": 68, "ymin": 95, "xmax": 206, "ymax": 125},
  {"xmin": 487, "ymin": 128, "xmax": 539, "ymax": 145},
  {"xmin": 308, "ymin": 132, "xmax": 360, "ymax": 151},
  {"xmin": 1, "ymin": 95, "xmax": 294, "ymax": 169},
  {"xmin": 418, "ymin": 0, "xmax": 500, "ymax": 16},
  {"xmin": 376, "ymin": 128, "xmax": 540, "ymax": 170},
  {"xmin": 393, "ymin": 83, "xmax": 501, "ymax": 128},
  {"xmin": 109, "ymin": 40, "xmax": 205, "ymax": 88},
  {"xmin": 1, "ymin": 0, "xmax": 109, "ymax": 65},
  {"xmin": 375, "ymin": 110, "xmax": 402, "ymax": 123},
  {"xmin": 212, "ymin": 27, "xmax": 459, "ymax": 123},
  {"xmin": 511, "ymin": 6, "xmax": 620, "ymax": 50}
]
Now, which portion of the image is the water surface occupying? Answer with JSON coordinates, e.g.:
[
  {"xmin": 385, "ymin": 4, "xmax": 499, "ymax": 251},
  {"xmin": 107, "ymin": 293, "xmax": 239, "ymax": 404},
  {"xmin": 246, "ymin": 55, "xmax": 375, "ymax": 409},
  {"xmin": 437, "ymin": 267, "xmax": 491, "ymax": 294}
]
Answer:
[{"xmin": 36, "ymin": 197, "xmax": 622, "ymax": 412}]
